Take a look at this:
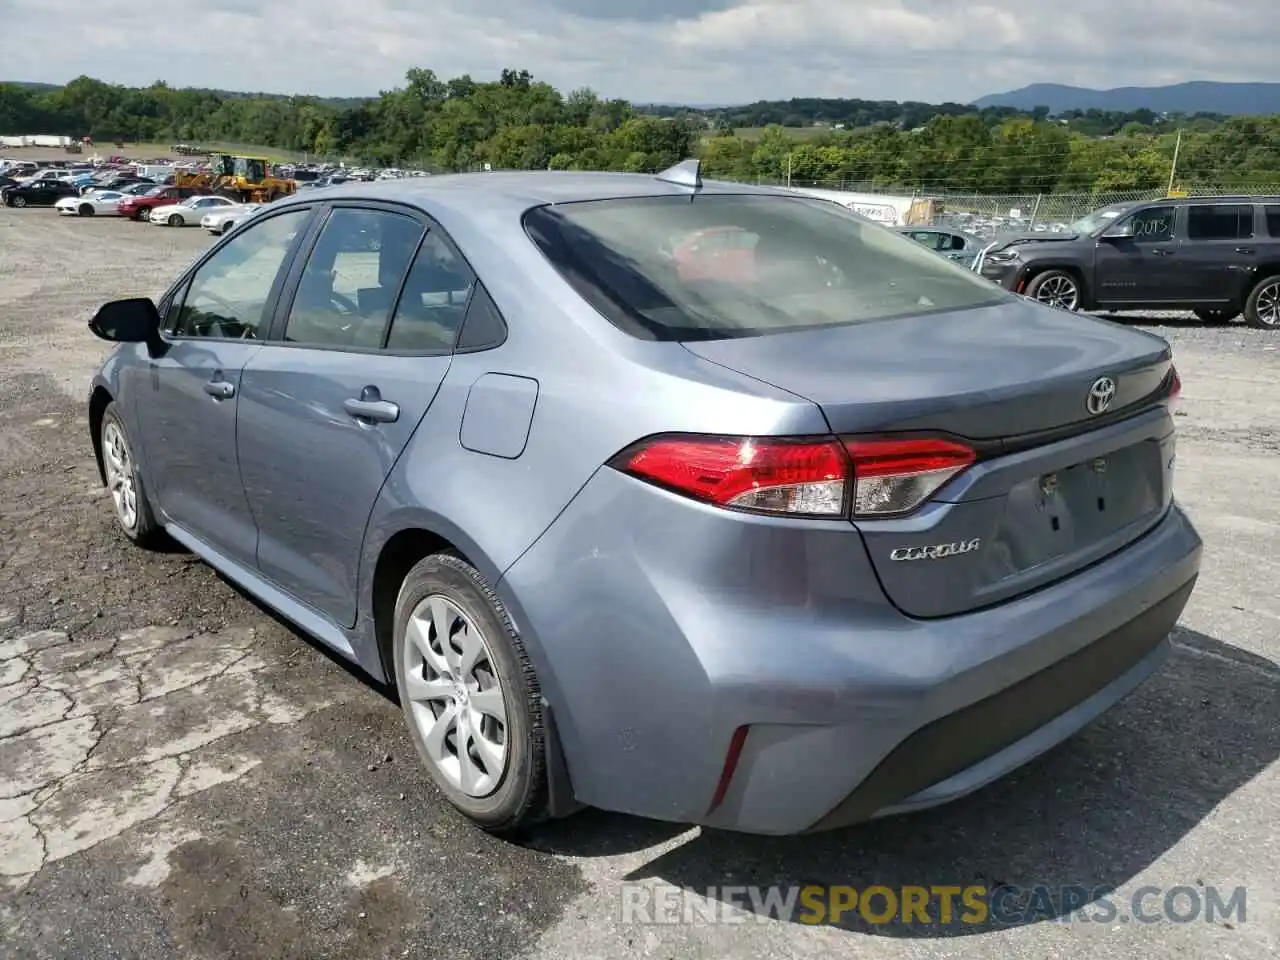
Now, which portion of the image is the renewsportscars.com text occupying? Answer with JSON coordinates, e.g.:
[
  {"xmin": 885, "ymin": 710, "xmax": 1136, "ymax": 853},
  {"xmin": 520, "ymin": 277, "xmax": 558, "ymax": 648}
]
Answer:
[{"xmin": 620, "ymin": 883, "xmax": 1248, "ymax": 927}]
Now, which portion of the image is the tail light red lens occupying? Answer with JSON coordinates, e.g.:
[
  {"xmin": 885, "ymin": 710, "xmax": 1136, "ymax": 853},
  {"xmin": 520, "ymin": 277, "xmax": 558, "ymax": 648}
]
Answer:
[
  {"xmin": 610, "ymin": 434, "xmax": 977, "ymax": 519},
  {"xmin": 610, "ymin": 435, "xmax": 849, "ymax": 517},
  {"xmin": 1166, "ymin": 365, "xmax": 1182, "ymax": 415}
]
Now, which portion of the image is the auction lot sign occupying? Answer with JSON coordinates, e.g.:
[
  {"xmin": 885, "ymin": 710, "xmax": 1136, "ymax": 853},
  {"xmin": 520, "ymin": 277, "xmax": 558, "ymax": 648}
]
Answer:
[{"xmin": 783, "ymin": 187, "xmax": 924, "ymax": 225}]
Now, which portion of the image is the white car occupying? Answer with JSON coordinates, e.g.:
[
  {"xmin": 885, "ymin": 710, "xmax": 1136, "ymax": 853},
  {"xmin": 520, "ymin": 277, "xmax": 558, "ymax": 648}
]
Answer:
[
  {"xmin": 54, "ymin": 190, "xmax": 130, "ymax": 217},
  {"xmin": 200, "ymin": 203, "xmax": 257, "ymax": 235},
  {"xmin": 149, "ymin": 195, "xmax": 237, "ymax": 227}
]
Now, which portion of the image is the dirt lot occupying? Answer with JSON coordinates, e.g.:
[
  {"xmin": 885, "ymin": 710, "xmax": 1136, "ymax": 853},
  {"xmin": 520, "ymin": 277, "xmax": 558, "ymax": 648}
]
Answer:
[{"xmin": 1, "ymin": 206, "xmax": 1277, "ymax": 960}]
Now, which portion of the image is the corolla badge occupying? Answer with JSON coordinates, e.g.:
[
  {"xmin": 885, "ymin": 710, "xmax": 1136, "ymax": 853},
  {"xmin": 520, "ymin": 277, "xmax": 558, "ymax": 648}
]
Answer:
[
  {"xmin": 889, "ymin": 538, "xmax": 982, "ymax": 561},
  {"xmin": 1086, "ymin": 376, "xmax": 1117, "ymax": 415}
]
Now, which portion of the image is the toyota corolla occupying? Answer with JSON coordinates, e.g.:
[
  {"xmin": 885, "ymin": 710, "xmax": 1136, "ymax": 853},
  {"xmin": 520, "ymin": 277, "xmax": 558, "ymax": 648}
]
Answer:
[{"xmin": 85, "ymin": 164, "xmax": 1200, "ymax": 835}]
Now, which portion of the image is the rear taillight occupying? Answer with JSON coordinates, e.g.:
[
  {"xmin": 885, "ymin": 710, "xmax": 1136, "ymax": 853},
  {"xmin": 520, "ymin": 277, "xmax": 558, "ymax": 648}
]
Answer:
[
  {"xmin": 610, "ymin": 435, "xmax": 849, "ymax": 517},
  {"xmin": 1166, "ymin": 365, "xmax": 1182, "ymax": 415},
  {"xmin": 609, "ymin": 434, "xmax": 976, "ymax": 519}
]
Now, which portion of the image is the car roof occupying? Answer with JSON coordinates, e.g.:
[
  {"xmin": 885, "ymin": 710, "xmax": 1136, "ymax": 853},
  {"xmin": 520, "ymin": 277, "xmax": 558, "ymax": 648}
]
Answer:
[
  {"xmin": 270, "ymin": 170, "xmax": 786, "ymax": 221},
  {"xmin": 1145, "ymin": 195, "xmax": 1280, "ymax": 205}
]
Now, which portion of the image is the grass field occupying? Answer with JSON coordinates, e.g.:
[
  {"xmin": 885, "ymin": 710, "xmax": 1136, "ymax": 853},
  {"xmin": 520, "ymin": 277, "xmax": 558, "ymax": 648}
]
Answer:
[{"xmin": 727, "ymin": 126, "xmax": 836, "ymax": 141}]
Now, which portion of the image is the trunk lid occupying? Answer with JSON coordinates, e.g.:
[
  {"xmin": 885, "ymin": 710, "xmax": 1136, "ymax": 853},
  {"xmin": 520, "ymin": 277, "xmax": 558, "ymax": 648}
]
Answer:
[
  {"xmin": 681, "ymin": 298, "xmax": 1171, "ymax": 439},
  {"xmin": 682, "ymin": 299, "xmax": 1177, "ymax": 618}
]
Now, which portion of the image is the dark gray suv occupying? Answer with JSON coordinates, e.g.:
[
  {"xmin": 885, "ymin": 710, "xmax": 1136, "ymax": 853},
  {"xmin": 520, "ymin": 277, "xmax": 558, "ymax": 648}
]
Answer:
[{"xmin": 973, "ymin": 197, "xmax": 1280, "ymax": 328}]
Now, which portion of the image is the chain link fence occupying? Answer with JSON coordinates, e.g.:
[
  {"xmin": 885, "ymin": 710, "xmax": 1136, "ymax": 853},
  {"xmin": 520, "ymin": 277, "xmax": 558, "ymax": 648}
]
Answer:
[{"xmin": 738, "ymin": 178, "xmax": 1280, "ymax": 239}]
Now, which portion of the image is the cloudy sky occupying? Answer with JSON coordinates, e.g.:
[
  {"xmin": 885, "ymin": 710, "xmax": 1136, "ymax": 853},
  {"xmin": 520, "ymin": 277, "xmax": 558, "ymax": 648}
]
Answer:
[{"xmin": 6, "ymin": 0, "xmax": 1278, "ymax": 103}]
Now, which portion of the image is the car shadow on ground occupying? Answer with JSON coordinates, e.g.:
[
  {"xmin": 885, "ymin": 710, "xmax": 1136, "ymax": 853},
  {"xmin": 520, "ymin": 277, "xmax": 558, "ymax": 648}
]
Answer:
[
  {"xmin": 528, "ymin": 626, "xmax": 1278, "ymax": 937},
  {"xmin": 1093, "ymin": 312, "xmax": 1232, "ymax": 329}
]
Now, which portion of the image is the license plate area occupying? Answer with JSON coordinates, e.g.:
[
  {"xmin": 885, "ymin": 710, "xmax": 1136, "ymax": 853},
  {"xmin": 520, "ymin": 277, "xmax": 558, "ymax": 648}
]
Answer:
[{"xmin": 1000, "ymin": 441, "xmax": 1164, "ymax": 568}]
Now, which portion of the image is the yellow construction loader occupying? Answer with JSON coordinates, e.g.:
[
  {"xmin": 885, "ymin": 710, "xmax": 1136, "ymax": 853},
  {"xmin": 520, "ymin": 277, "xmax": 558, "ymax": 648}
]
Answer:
[{"xmin": 208, "ymin": 154, "xmax": 297, "ymax": 203}]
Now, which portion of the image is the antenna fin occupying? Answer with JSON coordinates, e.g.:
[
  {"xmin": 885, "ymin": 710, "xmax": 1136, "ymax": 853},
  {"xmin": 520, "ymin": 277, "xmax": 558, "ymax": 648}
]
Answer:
[{"xmin": 655, "ymin": 158, "xmax": 702, "ymax": 190}]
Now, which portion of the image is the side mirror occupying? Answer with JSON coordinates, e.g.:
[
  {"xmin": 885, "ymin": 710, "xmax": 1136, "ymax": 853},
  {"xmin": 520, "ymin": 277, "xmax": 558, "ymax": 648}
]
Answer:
[
  {"xmin": 1101, "ymin": 223, "xmax": 1136, "ymax": 240},
  {"xmin": 88, "ymin": 297, "xmax": 162, "ymax": 346}
]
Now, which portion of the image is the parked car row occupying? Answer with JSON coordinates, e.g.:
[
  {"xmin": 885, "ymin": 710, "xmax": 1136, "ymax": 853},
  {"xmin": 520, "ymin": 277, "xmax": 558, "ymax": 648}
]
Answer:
[{"xmin": 6, "ymin": 180, "xmax": 264, "ymax": 234}]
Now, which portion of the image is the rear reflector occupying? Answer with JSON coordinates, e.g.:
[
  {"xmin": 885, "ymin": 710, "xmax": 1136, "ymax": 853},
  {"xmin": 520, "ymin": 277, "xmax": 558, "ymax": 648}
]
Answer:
[{"xmin": 609, "ymin": 433, "xmax": 977, "ymax": 519}]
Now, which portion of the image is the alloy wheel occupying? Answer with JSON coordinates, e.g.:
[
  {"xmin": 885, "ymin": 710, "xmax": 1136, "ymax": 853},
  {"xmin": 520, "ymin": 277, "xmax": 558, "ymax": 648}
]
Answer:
[
  {"xmin": 1035, "ymin": 274, "xmax": 1079, "ymax": 310},
  {"xmin": 402, "ymin": 595, "xmax": 509, "ymax": 797},
  {"xmin": 1256, "ymin": 281, "xmax": 1280, "ymax": 328},
  {"xmin": 102, "ymin": 421, "xmax": 138, "ymax": 531}
]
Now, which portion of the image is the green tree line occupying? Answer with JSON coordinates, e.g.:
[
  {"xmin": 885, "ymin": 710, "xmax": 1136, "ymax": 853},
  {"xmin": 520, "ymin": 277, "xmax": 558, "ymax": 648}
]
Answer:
[{"xmin": 3, "ymin": 71, "xmax": 1279, "ymax": 194}]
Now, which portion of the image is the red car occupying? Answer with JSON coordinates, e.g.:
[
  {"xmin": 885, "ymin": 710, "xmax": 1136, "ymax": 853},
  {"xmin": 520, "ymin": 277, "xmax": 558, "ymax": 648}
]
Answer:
[{"xmin": 117, "ymin": 185, "xmax": 200, "ymax": 221}]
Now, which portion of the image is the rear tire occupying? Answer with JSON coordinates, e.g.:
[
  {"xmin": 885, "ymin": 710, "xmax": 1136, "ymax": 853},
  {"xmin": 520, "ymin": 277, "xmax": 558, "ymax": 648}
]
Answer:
[
  {"xmin": 392, "ymin": 553, "xmax": 549, "ymax": 834},
  {"xmin": 1026, "ymin": 269, "xmax": 1081, "ymax": 311},
  {"xmin": 1243, "ymin": 276, "xmax": 1280, "ymax": 329},
  {"xmin": 99, "ymin": 403, "xmax": 164, "ymax": 548}
]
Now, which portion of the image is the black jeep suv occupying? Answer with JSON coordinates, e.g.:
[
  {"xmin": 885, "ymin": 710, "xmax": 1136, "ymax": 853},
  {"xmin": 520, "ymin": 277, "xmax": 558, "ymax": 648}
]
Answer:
[{"xmin": 973, "ymin": 197, "xmax": 1280, "ymax": 328}]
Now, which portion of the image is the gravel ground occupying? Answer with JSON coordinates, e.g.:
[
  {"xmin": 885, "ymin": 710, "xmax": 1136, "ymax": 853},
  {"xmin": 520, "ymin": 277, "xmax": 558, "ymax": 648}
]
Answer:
[{"xmin": 0, "ymin": 206, "xmax": 1277, "ymax": 960}]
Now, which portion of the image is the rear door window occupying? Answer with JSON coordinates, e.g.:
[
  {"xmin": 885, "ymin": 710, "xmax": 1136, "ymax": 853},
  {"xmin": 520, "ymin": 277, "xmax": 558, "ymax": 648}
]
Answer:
[
  {"xmin": 384, "ymin": 232, "xmax": 477, "ymax": 352},
  {"xmin": 1264, "ymin": 205, "xmax": 1280, "ymax": 238},
  {"xmin": 523, "ymin": 194, "xmax": 1010, "ymax": 342},
  {"xmin": 1186, "ymin": 204, "xmax": 1254, "ymax": 240}
]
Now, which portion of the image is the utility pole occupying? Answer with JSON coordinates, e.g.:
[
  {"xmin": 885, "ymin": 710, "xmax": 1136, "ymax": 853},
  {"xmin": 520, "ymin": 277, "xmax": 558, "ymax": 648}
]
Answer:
[
  {"xmin": 786, "ymin": 152, "xmax": 792, "ymax": 188},
  {"xmin": 1166, "ymin": 129, "xmax": 1182, "ymax": 196}
]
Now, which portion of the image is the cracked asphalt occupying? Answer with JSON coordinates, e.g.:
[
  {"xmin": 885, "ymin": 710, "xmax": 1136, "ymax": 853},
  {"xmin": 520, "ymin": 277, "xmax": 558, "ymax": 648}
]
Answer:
[{"xmin": 1, "ymin": 206, "xmax": 1277, "ymax": 960}]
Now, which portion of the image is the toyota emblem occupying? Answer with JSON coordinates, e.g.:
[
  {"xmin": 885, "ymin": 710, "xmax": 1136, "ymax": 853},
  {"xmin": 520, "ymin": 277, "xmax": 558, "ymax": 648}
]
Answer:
[{"xmin": 1086, "ymin": 376, "xmax": 1117, "ymax": 415}]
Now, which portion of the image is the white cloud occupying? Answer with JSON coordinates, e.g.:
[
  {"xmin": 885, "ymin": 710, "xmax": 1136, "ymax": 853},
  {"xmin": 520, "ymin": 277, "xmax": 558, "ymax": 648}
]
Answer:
[{"xmin": 3, "ymin": 0, "xmax": 1277, "ymax": 103}]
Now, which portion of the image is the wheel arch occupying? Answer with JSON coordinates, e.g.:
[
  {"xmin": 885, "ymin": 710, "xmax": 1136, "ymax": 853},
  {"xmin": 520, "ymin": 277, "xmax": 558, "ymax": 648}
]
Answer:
[
  {"xmin": 1021, "ymin": 261, "xmax": 1089, "ymax": 302},
  {"xmin": 88, "ymin": 384, "xmax": 114, "ymax": 485},
  {"xmin": 364, "ymin": 515, "xmax": 581, "ymax": 817},
  {"xmin": 1249, "ymin": 263, "xmax": 1280, "ymax": 285}
]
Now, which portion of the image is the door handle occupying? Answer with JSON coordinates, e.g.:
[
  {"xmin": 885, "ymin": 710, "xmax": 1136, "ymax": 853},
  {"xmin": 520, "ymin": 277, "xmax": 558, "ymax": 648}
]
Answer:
[
  {"xmin": 344, "ymin": 397, "xmax": 399, "ymax": 423},
  {"xmin": 203, "ymin": 379, "xmax": 235, "ymax": 399},
  {"xmin": 1151, "ymin": 249, "xmax": 1174, "ymax": 256},
  {"xmin": 1235, "ymin": 247, "xmax": 1255, "ymax": 254}
]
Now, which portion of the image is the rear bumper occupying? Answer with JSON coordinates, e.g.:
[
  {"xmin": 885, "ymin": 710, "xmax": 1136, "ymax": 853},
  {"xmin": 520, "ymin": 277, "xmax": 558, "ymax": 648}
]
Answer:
[
  {"xmin": 806, "ymin": 577, "xmax": 1190, "ymax": 831},
  {"xmin": 499, "ymin": 468, "xmax": 1201, "ymax": 835}
]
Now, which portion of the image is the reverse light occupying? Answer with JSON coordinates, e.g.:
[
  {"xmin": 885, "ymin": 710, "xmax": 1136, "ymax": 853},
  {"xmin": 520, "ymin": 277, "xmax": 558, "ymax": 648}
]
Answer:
[
  {"xmin": 843, "ymin": 437, "xmax": 976, "ymax": 516},
  {"xmin": 609, "ymin": 434, "xmax": 977, "ymax": 519}
]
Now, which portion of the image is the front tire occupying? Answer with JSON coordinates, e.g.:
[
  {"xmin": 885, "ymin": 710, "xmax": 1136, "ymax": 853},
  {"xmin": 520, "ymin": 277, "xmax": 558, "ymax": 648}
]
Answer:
[
  {"xmin": 79, "ymin": 203, "xmax": 95, "ymax": 216},
  {"xmin": 167, "ymin": 213, "xmax": 183, "ymax": 227},
  {"xmin": 100, "ymin": 403, "xmax": 163, "ymax": 547},
  {"xmin": 12, "ymin": 195, "xmax": 27, "ymax": 208},
  {"xmin": 1243, "ymin": 276, "xmax": 1280, "ymax": 329},
  {"xmin": 1026, "ymin": 269, "xmax": 1081, "ymax": 311},
  {"xmin": 393, "ymin": 554, "xmax": 548, "ymax": 834}
]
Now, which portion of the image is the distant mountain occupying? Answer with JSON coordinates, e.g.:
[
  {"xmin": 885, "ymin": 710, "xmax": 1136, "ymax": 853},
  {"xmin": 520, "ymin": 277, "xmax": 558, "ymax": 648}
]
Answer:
[{"xmin": 973, "ymin": 81, "xmax": 1280, "ymax": 115}]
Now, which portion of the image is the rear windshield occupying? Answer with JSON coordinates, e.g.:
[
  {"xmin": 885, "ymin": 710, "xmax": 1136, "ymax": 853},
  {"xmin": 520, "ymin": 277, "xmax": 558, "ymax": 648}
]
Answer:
[{"xmin": 523, "ymin": 194, "xmax": 1011, "ymax": 341}]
